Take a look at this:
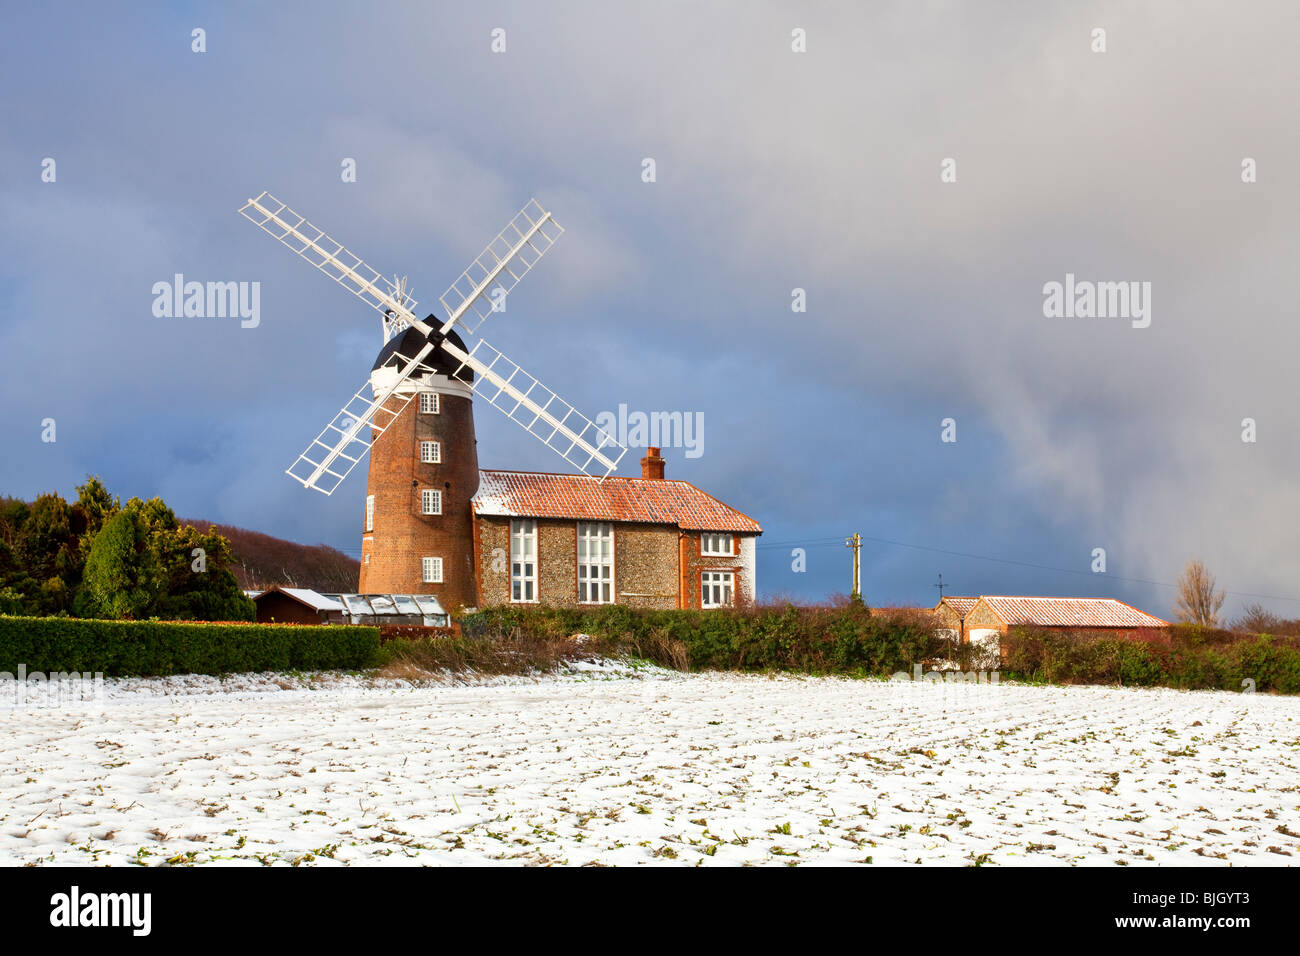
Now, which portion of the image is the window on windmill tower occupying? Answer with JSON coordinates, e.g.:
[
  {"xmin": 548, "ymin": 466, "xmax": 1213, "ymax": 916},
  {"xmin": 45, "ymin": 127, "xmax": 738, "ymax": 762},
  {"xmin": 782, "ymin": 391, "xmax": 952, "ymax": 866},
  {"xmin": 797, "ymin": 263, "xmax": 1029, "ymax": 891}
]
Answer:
[
  {"xmin": 419, "ymin": 392, "xmax": 440, "ymax": 414},
  {"xmin": 365, "ymin": 495, "xmax": 375, "ymax": 532},
  {"xmin": 577, "ymin": 521, "xmax": 614, "ymax": 604},
  {"xmin": 422, "ymin": 556, "xmax": 443, "ymax": 583},
  {"xmin": 701, "ymin": 571, "xmax": 734, "ymax": 609},
  {"xmin": 701, "ymin": 533, "xmax": 734, "ymax": 556},
  {"xmin": 420, "ymin": 440, "xmax": 442, "ymax": 464},
  {"xmin": 421, "ymin": 489, "xmax": 442, "ymax": 515},
  {"xmin": 510, "ymin": 519, "xmax": 537, "ymax": 602}
]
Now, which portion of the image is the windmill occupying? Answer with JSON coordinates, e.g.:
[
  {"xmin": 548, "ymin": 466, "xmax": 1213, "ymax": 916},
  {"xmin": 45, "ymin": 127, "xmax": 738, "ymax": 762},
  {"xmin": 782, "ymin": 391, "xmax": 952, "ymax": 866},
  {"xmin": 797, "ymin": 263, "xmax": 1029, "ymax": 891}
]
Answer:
[
  {"xmin": 238, "ymin": 192, "xmax": 628, "ymax": 494},
  {"xmin": 239, "ymin": 193, "xmax": 629, "ymax": 602}
]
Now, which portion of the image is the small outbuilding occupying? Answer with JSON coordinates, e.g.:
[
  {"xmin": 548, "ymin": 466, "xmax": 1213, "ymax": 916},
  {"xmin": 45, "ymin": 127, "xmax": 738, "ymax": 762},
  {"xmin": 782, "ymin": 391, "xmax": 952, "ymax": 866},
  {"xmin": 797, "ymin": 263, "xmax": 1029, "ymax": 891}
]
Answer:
[
  {"xmin": 945, "ymin": 595, "xmax": 1168, "ymax": 658},
  {"xmin": 253, "ymin": 588, "xmax": 450, "ymax": 627},
  {"xmin": 319, "ymin": 593, "xmax": 449, "ymax": 628},
  {"xmin": 253, "ymin": 586, "xmax": 345, "ymax": 625}
]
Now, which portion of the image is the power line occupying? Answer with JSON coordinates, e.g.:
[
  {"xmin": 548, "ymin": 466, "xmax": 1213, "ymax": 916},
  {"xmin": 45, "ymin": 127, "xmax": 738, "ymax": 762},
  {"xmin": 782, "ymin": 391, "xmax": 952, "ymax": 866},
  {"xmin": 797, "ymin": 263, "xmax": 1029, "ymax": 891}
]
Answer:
[{"xmin": 758, "ymin": 532, "xmax": 1300, "ymax": 605}]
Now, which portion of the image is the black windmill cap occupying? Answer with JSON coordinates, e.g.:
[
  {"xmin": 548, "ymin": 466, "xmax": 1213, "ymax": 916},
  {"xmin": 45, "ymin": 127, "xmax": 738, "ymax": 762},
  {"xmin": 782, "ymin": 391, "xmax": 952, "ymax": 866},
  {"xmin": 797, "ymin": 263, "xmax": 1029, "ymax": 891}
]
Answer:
[{"xmin": 371, "ymin": 314, "xmax": 474, "ymax": 383}]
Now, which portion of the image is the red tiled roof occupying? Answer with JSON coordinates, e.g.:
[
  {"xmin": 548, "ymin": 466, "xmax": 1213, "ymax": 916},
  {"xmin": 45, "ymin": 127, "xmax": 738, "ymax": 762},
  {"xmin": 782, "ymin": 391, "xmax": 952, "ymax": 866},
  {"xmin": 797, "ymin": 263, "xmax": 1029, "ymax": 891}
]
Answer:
[
  {"xmin": 472, "ymin": 470, "xmax": 762, "ymax": 533},
  {"xmin": 976, "ymin": 596, "xmax": 1167, "ymax": 628},
  {"xmin": 938, "ymin": 596, "xmax": 979, "ymax": 616}
]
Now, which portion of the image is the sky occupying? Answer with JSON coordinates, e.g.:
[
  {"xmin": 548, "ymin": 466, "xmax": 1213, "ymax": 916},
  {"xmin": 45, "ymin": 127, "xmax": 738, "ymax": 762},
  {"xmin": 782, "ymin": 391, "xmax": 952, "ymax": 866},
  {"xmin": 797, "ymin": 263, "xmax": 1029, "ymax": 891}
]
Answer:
[{"xmin": 2, "ymin": 1, "xmax": 1298, "ymax": 619}]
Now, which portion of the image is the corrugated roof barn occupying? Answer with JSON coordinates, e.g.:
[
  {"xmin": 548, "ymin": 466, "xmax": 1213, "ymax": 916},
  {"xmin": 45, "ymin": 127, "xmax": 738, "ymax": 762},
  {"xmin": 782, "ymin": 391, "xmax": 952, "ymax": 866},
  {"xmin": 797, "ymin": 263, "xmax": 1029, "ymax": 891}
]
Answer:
[{"xmin": 973, "ymin": 596, "xmax": 1167, "ymax": 629}]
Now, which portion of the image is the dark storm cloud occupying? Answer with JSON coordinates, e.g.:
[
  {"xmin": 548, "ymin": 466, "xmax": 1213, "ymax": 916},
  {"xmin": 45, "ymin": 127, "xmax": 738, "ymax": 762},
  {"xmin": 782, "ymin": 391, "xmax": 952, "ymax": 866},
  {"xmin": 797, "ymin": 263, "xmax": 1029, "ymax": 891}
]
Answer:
[{"xmin": 2, "ymin": 2, "xmax": 1296, "ymax": 616}]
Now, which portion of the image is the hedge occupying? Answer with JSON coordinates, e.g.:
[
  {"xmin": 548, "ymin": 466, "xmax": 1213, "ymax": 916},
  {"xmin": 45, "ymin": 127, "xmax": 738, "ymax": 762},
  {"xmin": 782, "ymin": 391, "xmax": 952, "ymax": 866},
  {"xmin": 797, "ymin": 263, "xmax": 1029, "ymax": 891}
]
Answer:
[
  {"xmin": 0, "ymin": 615, "xmax": 381, "ymax": 677},
  {"xmin": 1003, "ymin": 625, "xmax": 1300, "ymax": 694},
  {"xmin": 461, "ymin": 603, "xmax": 950, "ymax": 676}
]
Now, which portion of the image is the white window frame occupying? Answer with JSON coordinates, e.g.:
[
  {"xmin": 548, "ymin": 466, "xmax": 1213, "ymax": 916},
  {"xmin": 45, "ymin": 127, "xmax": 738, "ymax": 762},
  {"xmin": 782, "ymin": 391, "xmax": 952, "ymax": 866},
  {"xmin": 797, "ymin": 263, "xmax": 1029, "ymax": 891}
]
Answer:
[
  {"xmin": 421, "ymin": 488, "xmax": 442, "ymax": 515},
  {"xmin": 419, "ymin": 392, "xmax": 440, "ymax": 414},
  {"xmin": 365, "ymin": 494, "xmax": 374, "ymax": 532},
  {"xmin": 510, "ymin": 519, "xmax": 537, "ymax": 603},
  {"xmin": 577, "ymin": 521, "xmax": 614, "ymax": 605},
  {"xmin": 420, "ymin": 440, "xmax": 442, "ymax": 464},
  {"xmin": 701, "ymin": 533, "xmax": 734, "ymax": 556},
  {"xmin": 701, "ymin": 571, "xmax": 734, "ymax": 609},
  {"xmin": 422, "ymin": 556, "xmax": 443, "ymax": 584}
]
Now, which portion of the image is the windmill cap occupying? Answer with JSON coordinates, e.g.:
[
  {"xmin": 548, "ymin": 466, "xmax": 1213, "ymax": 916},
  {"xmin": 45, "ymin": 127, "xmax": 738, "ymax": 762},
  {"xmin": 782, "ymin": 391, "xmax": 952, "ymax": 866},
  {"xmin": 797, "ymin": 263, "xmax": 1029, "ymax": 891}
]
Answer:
[{"xmin": 371, "ymin": 317, "xmax": 474, "ymax": 383}]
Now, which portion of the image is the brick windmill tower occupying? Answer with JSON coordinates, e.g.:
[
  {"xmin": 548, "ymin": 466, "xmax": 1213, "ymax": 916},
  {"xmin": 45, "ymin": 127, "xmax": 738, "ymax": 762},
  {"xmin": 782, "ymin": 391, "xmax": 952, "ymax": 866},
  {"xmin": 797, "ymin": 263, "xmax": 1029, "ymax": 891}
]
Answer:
[
  {"xmin": 238, "ymin": 193, "xmax": 628, "ymax": 610},
  {"xmin": 354, "ymin": 325, "xmax": 480, "ymax": 606}
]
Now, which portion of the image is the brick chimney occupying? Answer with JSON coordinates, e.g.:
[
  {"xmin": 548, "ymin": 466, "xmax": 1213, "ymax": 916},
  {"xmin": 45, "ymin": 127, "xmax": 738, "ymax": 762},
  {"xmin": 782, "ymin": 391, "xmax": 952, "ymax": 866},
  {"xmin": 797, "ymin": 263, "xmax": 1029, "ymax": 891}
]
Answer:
[{"xmin": 640, "ymin": 446, "xmax": 665, "ymax": 480}]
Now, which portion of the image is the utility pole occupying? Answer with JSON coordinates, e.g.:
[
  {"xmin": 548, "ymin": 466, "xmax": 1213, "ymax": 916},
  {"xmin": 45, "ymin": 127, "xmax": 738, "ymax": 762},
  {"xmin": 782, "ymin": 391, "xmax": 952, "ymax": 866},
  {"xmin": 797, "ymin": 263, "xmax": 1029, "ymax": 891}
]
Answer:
[
  {"xmin": 845, "ymin": 533, "xmax": 861, "ymax": 601},
  {"xmin": 934, "ymin": 573, "xmax": 947, "ymax": 600}
]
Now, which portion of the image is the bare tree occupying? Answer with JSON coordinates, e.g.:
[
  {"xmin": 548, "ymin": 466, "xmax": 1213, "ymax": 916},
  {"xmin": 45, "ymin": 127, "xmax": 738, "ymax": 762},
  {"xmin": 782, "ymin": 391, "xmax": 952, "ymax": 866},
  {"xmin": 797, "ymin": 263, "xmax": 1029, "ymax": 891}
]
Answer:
[
  {"xmin": 1231, "ymin": 602, "xmax": 1283, "ymax": 634},
  {"xmin": 1173, "ymin": 559, "xmax": 1225, "ymax": 626}
]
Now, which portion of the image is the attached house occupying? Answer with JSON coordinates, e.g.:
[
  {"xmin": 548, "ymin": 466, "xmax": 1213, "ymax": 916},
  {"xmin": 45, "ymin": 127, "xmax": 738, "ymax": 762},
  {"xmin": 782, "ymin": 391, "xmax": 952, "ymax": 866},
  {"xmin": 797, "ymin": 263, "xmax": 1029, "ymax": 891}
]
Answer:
[{"xmin": 470, "ymin": 450, "xmax": 762, "ymax": 610}]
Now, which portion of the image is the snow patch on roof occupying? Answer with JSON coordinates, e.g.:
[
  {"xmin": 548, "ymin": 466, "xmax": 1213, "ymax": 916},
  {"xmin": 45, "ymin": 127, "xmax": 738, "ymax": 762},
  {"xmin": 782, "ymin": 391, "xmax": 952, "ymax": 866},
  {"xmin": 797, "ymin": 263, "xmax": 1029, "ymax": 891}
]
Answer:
[{"xmin": 273, "ymin": 588, "xmax": 344, "ymax": 612}]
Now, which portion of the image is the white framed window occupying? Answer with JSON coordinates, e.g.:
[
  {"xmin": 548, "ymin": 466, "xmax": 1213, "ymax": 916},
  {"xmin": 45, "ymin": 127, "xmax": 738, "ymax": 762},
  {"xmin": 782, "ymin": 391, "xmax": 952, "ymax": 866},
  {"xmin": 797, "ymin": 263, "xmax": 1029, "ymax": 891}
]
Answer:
[
  {"xmin": 577, "ymin": 521, "xmax": 613, "ymax": 604},
  {"xmin": 701, "ymin": 533, "xmax": 734, "ymax": 556},
  {"xmin": 422, "ymin": 556, "xmax": 443, "ymax": 583},
  {"xmin": 419, "ymin": 392, "xmax": 440, "ymax": 414},
  {"xmin": 365, "ymin": 494, "xmax": 374, "ymax": 532},
  {"xmin": 420, "ymin": 440, "xmax": 441, "ymax": 464},
  {"xmin": 510, "ymin": 519, "xmax": 537, "ymax": 602},
  {"xmin": 701, "ymin": 571, "xmax": 734, "ymax": 609},
  {"xmin": 421, "ymin": 489, "xmax": 442, "ymax": 515}
]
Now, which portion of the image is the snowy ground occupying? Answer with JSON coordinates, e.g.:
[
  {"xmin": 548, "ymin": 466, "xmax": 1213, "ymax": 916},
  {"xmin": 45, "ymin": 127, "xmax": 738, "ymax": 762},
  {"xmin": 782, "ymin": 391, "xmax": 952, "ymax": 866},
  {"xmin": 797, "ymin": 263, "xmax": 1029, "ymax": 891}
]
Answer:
[{"xmin": 3, "ymin": 665, "xmax": 1298, "ymax": 866}]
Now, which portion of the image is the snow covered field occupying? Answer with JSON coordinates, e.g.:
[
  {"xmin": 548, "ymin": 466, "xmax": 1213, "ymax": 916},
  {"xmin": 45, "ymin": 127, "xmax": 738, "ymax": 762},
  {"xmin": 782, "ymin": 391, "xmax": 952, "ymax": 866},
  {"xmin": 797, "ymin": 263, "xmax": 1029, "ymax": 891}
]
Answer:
[{"xmin": 3, "ymin": 665, "xmax": 1298, "ymax": 866}]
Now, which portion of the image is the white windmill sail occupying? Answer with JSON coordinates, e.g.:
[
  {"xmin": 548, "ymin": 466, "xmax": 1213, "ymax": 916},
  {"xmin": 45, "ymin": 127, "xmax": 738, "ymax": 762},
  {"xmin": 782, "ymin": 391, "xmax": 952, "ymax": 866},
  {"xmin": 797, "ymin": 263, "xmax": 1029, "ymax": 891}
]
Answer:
[
  {"xmin": 438, "ymin": 198, "xmax": 563, "ymax": 336},
  {"xmin": 239, "ymin": 191, "xmax": 418, "ymax": 342},
  {"xmin": 241, "ymin": 191, "xmax": 626, "ymax": 494},
  {"xmin": 284, "ymin": 375, "xmax": 416, "ymax": 496},
  {"xmin": 285, "ymin": 340, "xmax": 443, "ymax": 494},
  {"xmin": 440, "ymin": 337, "xmax": 627, "ymax": 477}
]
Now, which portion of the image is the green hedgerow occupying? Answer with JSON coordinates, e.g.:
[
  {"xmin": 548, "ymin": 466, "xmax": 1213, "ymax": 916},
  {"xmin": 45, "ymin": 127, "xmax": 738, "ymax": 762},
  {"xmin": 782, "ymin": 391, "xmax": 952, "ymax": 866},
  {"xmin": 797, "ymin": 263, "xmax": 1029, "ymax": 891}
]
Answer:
[
  {"xmin": 458, "ymin": 602, "xmax": 943, "ymax": 677},
  {"xmin": 0, "ymin": 616, "xmax": 379, "ymax": 677}
]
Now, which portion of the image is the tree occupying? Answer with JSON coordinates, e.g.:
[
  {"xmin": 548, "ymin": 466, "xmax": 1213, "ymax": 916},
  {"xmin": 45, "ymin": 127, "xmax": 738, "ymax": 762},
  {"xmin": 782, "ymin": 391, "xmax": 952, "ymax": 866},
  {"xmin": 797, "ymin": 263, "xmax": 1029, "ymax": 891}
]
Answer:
[
  {"xmin": 1173, "ymin": 559, "xmax": 1225, "ymax": 626},
  {"xmin": 80, "ymin": 511, "xmax": 157, "ymax": 619},
  {"xmin": 17, "ymin": 493, "xmax": 73, "ymax": 583},
  {"xmin": 15, "ymin": 493, "xmax": 78, "ymax": 613},
  {"xmin": 0, "ymin": 499, "xmax": 38, "ymax": 614},
  {"xmin": 4, "ymin": 478, "xmax": 254, "ymax": 621},
  {"xmin": 72, "ymin": 476, "xmax": 119, "ymax": 546},
  {"xmin": 1231, "ymin": 602, "xmax": 1283, "ymax": 634},
  {"xmin": 153, "ymin": 522, "xmax": 254, "ymax": 621},
  {"xmin": 0, "ymin": 497, "xmax": 30, "ymax": 549}
]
